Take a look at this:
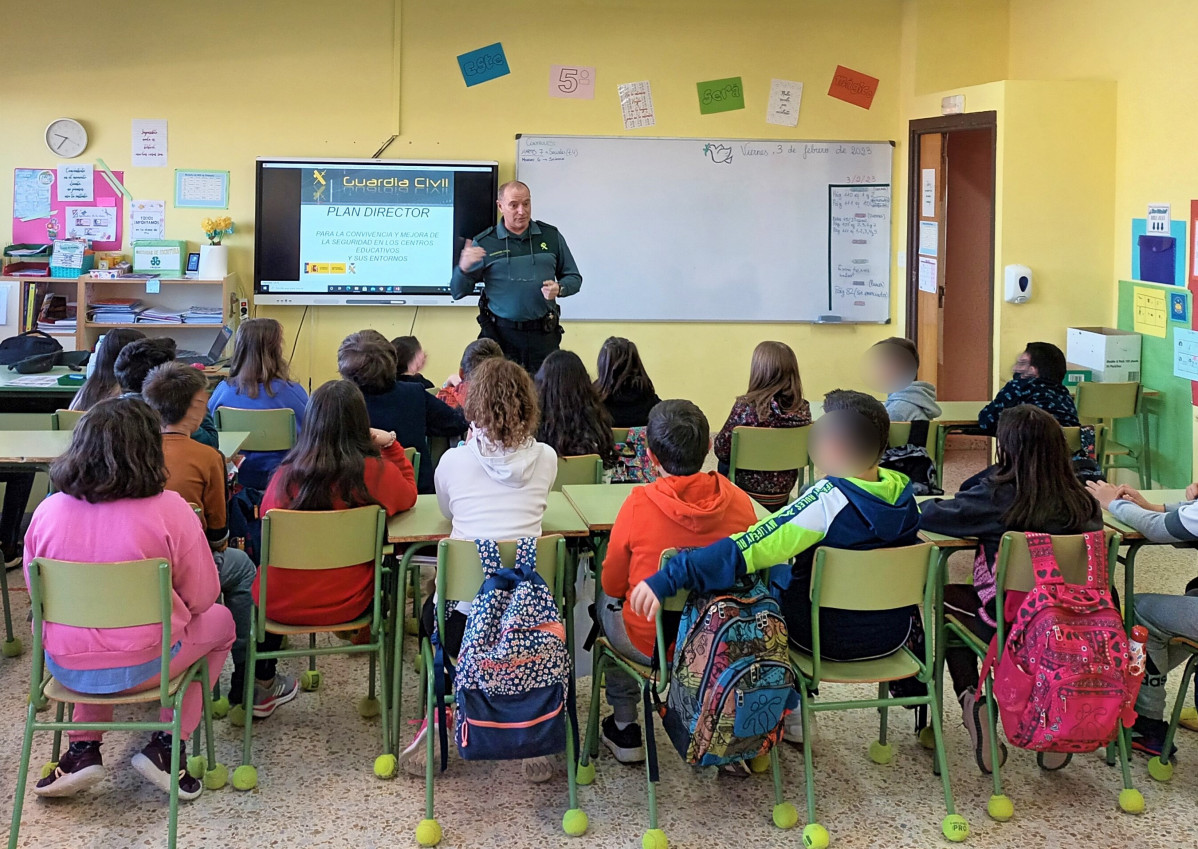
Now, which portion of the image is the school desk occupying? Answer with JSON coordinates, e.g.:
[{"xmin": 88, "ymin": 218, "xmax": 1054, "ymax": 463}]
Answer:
[
  {"xmin": 0, "ymin": 429, "xmax": 250, "ymax": 464},
  {"xmin": 385, "ymin": 492, "xmax": 590, "ymax": 747},
  {"xmin": 0, "ymin": 365, "xmax": 231, "ymax": 416},
  {"xmin": 561, "ymin": 483, "xmax": 772, "ymax": 534}
]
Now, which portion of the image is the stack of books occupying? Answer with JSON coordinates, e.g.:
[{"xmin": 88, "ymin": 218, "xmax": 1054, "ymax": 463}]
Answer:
[
  {"xmin": 89, "ymin": 298, "xmax": 145, "ymax": 324},
  {"xmin": 37, "ymin": 294, "xmax": 77, "ymax": 334},
  {"xmin": 137, "ymin": 308, "xmax": 184, "ymax": 325},
  {"xmin": 182, "ymin": 306, "xmax": 223, "ymax": 325}
]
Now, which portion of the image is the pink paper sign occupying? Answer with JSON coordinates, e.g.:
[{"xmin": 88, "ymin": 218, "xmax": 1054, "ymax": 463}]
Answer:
[
  {"xmin": 549, "ymin": 65, "xmax": 596, "ymax": 100},
  {"xmin": 12, "ymin": 168, "xmax": 125, "ymax": 250}
]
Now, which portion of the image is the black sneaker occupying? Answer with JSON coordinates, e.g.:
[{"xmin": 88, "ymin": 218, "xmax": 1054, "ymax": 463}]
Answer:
[
  {"xmin": 1131, "ymin": 716, "xmax": 1177, "ymax": 760},
  {"xmin": 33, "ymin": 741, "xmax": 105, "ymax": 797},
  {"xmin": 131, "ymin": 732, "xmax": 203, "ymax": 801},
  {"xmin": 600, "ymin": 716, "xmax": 645, "ymax": 764}
]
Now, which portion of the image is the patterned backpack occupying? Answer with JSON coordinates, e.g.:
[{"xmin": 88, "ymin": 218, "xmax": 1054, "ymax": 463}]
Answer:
[
  {"xmin": 981, "ymin": 531, "xmax": 1142, "ymax": 753},
  {"xmin": 442, "ymin": 538, "xmax": 571, "ymax": 761},
  {"xmin": 611, "ymin": 426, "xmax": 658, "ymax": 484},
  {"xmin": 660, "ymin": 576, "xmax": 798, "ymax": 767}
]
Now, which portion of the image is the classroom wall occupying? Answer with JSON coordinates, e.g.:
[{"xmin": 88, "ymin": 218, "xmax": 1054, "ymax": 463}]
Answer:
[
  {"xmin": 910, "ymin": 0, "xmax": 1009, "ymax": 96},
  {"xmin": 0, "ymin": 0, "xmax": 910, "ymax": 426}
]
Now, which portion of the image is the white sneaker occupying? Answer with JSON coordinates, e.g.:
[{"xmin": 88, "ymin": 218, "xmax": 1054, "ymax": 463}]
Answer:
[{"xmin": 783, "ymin": 709, "xmax": 817, "ymax": 752}]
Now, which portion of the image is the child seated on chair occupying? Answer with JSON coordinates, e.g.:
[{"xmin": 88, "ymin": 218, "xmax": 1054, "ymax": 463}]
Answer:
[
  {"xmin": 24, "ymin": 397, "xmax": 235, "ymax": 801},
  {"xmin": 713, "ymin": 341, "xmax": 811, "ymax": 510},
  {"xmin": 865, "ymin": 337, "xmax": 941, "ymax": 423},
  {"xmin": 1088, "ymin": 477, "xmax": 1198, "ymax": 760},
  {"xmin": 599, "ymin": 399, "xmax": 758, "ymax": 764},
  {"xmin": 402, "ymin": 358, "xmax": 558, "ymax": 781},
  {"xmin": 631, "ymin": 390, "xmax": 920, "ymax": 745},
  {"xmin": 920, "ymin": 406, "xmax": 1101, "ymax": 774},
  {"xmin": 255, "ymin": 380, "xmax": 416, "ymax": 677},
  {"xmin": 535, "ymin": 349, "xmax": 617, "ymax": 469},
  {"xmin": 338, "ymin": 330, "xmax": 467, "ymax": 494},
  {"xmin": 436, "ymin": 338, "xmax": 504, "ymax": 409},
  {"xmin": 113, "ymin": 337, "xmax": 219, "ymax": 447},
  {"xmin": 594, "ymin": 336, "xmax": 661, "ymax": 428},
  {"xmin": 392, "ymin": 334, "xmax": 434, "ymax": 389},
  {"xmin": 975, "ymin": 342, "xmax": 1078, "ymax": 434},
  {"xmin": 206, "ymin": 318, "xmax": 309, "ymax": 489},
  {"xmin": 143, "ymin": 362, "xmax": 297, "ymax": 719}
]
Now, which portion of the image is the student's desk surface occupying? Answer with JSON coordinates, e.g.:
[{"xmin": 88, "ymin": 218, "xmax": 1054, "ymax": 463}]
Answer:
[
  {"xmin": 386, "ymin": 492, "xmax": 590, "ymax": 543},
  {"xmin": 1101, "ymin": 489, "xmax": 1189, "ymax": 541},
  {"xmin": 914, "ymin": 495, "xmax": 978, "ymax": 550},
  {"xmin": 561, "ymin": 483, "xmax": 771, "ymax": 533},
  {"xmin": 0, "ymin": 366, "xmax": 80, "ymax": 393},
  {"xmin": 0, "ymin": 429, "xmax": 251, "ymax": 462}
]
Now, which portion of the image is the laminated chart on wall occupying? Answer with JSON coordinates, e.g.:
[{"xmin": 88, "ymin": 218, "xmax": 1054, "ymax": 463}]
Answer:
[
  {"xmin": 828, "ymin": 185, "xmax": 890, "ymax": 318},
  {"xmin": 1174, "ymin": 327, "xmax": 1198, "ymax": 382},
  {"xmin": 1133, "ymin": 284, "xmax": 1168, "ymax": 338}
]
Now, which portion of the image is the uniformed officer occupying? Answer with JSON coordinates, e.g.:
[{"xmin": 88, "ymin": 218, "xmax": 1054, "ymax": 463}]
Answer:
[{"xmin": 450, "ymin": 180, "xmax": 582, "ymax": 373}]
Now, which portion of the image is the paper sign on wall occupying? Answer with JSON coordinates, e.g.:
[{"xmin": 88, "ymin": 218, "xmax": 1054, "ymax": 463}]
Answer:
[
  {"xmin": 1172, "ymin": 290, "xmax": 1189, "ymax": 324},
  {"xmin": 697, "ymin": 76, "xmax": 745, "ymax": 115},
  {"xmin": 14, "ymin": 169, "xmax": 53, "ymax": 220},
  {"xmin": 921, "ymin": 169, "xmax": 936, "ymax": 217},
  {"xmin": 617, "ymin": 80, "xmax": 656, "ymax": 129},
  {"xmin": 65, "ymin": 205, "xmax": 117, "ymax": 242},
  {"xmin": 130, "ymin": 200, "xmax": 165, "ymax": 240},
  {"xmin": 131, "ymin": 119, "xmax": 168, "ymax": 167},
  {"xmin": 57, "ymin": 164, "xmax": 93, "ymax": 202},
  {"xmin": 918, "ymin": 220, "xmax": 938, "ymax": 257},
  {"xmin": 828, "ymin": 64, "xmax": 879, "ymax": 109},
  {"xmin": 766, "ymin": 79, "xmax": 802, "ymax": 127},
  {"xmin": 1174, "ymin": 327, "xmax": 1198, "ymax": 382},
  {"xmin": 1133, "ymin": 285, "xmax": 1168, "ymax": 338},
  {"xmin": 549, "ymin": 65, "xmax": 595, "ymax": 99},
  {"xmin": 918, "ymin": 256, "xmax": 938, "ymax": 294},
  {"xmin": 457, "ymin": 42, "xmax": 510, "ymax": 87},
  {"xmin": 1148, "ymin": 203, "xmax": 1171, "ymax": 235},
  {"xmin": 175, "ymin": 170, "xmax": 229, "ymax": 209}
]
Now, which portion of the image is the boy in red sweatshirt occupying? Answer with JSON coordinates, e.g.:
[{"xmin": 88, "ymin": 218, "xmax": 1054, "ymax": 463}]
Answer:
[{"xmin": 598, "ymin": 399, "xmax": 759, "ymax": 764}]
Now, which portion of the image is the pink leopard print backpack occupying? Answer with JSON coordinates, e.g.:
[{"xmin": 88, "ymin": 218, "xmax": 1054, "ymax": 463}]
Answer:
[{"xmin": 981, "ymin": 531, "xmax": 1142, "ymax": 753}]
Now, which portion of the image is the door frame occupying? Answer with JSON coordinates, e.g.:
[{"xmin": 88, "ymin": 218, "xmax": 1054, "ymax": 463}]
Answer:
[{"xmin": 904, "ymin": 111, "xmax": 999, "ymax": 390}]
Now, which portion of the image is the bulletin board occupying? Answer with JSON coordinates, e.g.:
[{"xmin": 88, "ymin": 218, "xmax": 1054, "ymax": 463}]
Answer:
[
  {"xmin": 1116, "ymin": 278, "xmax": 1192, "ymax": 487},
  {"xmin": 11, "ymin": 168, "xmax": 125, "ymax": 251}
]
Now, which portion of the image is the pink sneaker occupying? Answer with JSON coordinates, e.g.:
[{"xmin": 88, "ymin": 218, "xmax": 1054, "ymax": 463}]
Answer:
[{"xmin": 397, "ymin": 707, "xmax": 454, "ymax": 778}]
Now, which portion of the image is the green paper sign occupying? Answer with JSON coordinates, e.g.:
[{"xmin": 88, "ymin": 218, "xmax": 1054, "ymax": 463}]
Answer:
[{"xmin": 697, "ymin": 77, "xmax": 745, "ymax": 115}]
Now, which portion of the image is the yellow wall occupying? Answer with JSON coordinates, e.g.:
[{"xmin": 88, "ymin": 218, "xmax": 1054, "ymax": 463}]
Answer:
[
  {"xmin": 910, "ymin": 0, "xmax": 1009, "ymax": 95},
  {"xmin": 0, "ymin": 0, "xmax": 910, "ymax": 425}
]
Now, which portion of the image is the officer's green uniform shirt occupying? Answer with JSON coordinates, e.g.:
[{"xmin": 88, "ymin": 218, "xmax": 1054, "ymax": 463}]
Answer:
[{"xmin": 449, "ymin": 220, "xmax": 583, "ymax": 322}]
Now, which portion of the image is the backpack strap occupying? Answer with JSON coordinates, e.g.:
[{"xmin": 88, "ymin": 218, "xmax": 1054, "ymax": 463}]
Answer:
[
  {"xmin": 1082, "ymin": 529, "xmax": 1111, "ymax": 591},
  {"xmin": 431, "ymin": 631, "xmax": 452, "ymax": 772},
  {"xmin": 1024, "ymin": 532, "xmax": 1064, "ymax": 586},
  {"xmin": 474, "ymin": 537, "xmax": 540, "ymax": 592}
]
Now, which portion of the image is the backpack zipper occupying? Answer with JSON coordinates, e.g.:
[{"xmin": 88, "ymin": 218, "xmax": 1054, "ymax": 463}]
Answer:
[
  {"xmin": 687, "ymin": 607, "xmax": 786, "ymax": 709},
  {"xmin": 694, "ymin": 660, "xmax": 795, "ymax": 759}
]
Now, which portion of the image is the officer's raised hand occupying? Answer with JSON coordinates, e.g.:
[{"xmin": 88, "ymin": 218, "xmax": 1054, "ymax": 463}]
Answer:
[
  {"xmin": 541, "ymin": 279, "xmax": 561, "ymax": 300},
  {"xmin": 459, "ymin": 238, "xmax": 486, "ymax": 272}
]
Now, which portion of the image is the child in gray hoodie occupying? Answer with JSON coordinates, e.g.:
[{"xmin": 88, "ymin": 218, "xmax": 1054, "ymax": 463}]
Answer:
[{"xmin": 866, "ymin": 337, "xmax": 942, "ymax": 422}]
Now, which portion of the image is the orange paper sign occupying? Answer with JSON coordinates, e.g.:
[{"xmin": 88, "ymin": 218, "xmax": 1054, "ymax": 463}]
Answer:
[{"xmin": 828, "ymin": 65, "xmax": 879, "ymax": 109}]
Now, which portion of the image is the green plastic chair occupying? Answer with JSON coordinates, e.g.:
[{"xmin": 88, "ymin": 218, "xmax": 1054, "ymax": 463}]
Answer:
[
  {"xmin": 611, "ymin": 427, "xmax": 630, "ymax": 445},
  {"xmin": 415, "ymin": 535, "xmax": 580, "ymax": 846},
  {"xmin": 51, "ymin": 409, "xmax": 84, "ymax": 431},
  {"xmin": 790, "ymin": 542, "xmax": 967, "ymax": 848},
  {"xmin": 579, "ymin": 548, "xmax": 795, "ymax": 847},
  {"xmin": 729, "ymin": 425, "xmax": 813, "ymax": 493},
  {"xmin": 233, "ymin": 505, "xmax": 390, "ymax": 791},
  {"xmin": 1062, "ymin": 423, "xmax": 1106, "ymax": 460},
  {"xmin": 1143, "ymin": 637, "xmax": 1198, "ymax": 783},
  {"xmin": 213, "ymin": 406, "xmax": 297, "ymax": 452},
  {"xmin": 888, "ymin": 420, "xmax": 940, "ymax": 466},
  {"xmin": 1075, "ymin": 381, "xmax": 1145, "ymax": 483},
  {"xmin": 939, "ymin": 531, "xmax": 1144, "ymax": 821},
  {"xmin": 404, "ymin": 445, "xmax": 421, "ymax": 488},
  {"xmin": 9, "ymin": 558, "xmax": 226, "ymax": 849},
  {"xmin": 553, "ymin": 454, "xmax": 604, "ymax": 491}
]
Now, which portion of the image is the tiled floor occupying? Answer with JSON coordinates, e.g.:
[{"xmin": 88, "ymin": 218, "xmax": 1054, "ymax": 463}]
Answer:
[{"xmin": 3, "ymin": 445, "xmax": 1198, "ymax": 848}]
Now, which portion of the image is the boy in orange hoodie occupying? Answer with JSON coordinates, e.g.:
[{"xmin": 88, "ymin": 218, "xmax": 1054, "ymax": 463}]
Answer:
[{"xmin": 598, "ymin": 399, "xmax": 759, "ymax": 764}]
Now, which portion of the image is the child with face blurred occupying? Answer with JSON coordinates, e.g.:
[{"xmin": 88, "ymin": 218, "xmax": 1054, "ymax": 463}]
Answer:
[{"xmin": 865, "ymin": 337, "xmax": 941, "ymax": 423}]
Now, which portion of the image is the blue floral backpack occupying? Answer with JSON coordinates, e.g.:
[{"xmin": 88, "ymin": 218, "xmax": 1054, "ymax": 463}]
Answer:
[{"xmin": 437, "ymin": 538, "xmax": 572, "ymax": 762}]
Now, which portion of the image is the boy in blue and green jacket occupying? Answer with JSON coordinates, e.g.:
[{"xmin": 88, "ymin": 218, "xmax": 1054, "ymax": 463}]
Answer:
[{"xmin": 629, "ymin": 389, "xmax": 921, "ymax": 662}]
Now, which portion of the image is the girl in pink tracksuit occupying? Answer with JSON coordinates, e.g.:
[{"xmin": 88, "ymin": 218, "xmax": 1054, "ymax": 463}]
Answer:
[{"xmin": 24, "ymin": 397, "xmax": 234, "ymax": 802}]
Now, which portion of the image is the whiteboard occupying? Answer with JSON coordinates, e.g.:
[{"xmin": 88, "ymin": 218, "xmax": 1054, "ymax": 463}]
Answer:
[{"xmin": 516, "ymin": 135, "xmax": 893, "ymax": 323}]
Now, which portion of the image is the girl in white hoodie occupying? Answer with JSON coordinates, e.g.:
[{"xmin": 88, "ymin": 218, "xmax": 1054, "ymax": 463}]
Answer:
[{"xmin": 401, "ymin": 357, "xmax": 559, "ymax": 781}]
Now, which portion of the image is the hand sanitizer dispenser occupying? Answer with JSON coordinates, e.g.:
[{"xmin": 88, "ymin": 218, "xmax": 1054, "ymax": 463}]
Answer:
[{"xmin": 1004, "ymin": 265, "xmax": 1032, "ymax": 304}]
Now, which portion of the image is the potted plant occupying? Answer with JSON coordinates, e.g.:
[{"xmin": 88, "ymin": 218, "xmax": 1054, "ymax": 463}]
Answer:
[{"xmin": 198, "ymin": 216, "xmax": 234, "ymax": 279}]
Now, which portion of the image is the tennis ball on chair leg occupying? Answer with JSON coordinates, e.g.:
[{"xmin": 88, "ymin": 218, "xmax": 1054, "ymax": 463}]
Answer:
[
  {"xmin": 942, "ymin": 814, "xmax": 970, "ymax": 842},
  {"xmin": 186, "ymin": 755, "xmax": 207, "ymax": 778},
  {"xmin": 357, "ymin": 696, "xmax": 380, "ymax": 718},
  {"xmin": 373, "ymin": 754, "xmax": 397, "ymax": 779},
  {"xmin": 1119, "ymin": 788, "xmax": 1145, "ymax": 814},
  {"xmin": 575, "ymin": 761, "xmax": 595, "ymax": 785},
  {"xmin": 2, "ymin": 638, "xmax": 22, "ymax": 658},
  {"xmin": 210, "ymin": 696, "xmax": 230, "ymax": 719},
  {"xmin": 562, "ymin": 808, "xmax": 588, "ymax": 836},
  {"xmin": 642, "ymin": 828, "xmax": 667, "ymax": 849},
  {"xmin": 802, "ymin": 823, "xmax": 829, "ymax": 849},
  {"xmin": 749, "ymin": 753, "xmax": 771, "ymax": 773},
  {"xmin": 204, "ymin": 762, "xmax": 229, "ymax": 790},
  {"xmin": 987, "ymin": 794, "xmax": 1014, "ymax": 822},
  {"xmin": 415, "ymin": 818, "xmax": 442, "ymax": 847},
  {"xmin": 300, "ymin": 670, "xmax": 321, "ymax": 691},
  {"xmin": 1148, "ymin": 756, "xmax": 1174, "ymax": 782},
  {"xmin": 773, "ymin": 802, "xmax": 799, "ymax": 829},
  {"xmin": 868, "ymin": 740, "xmax": 893, "ymax": 764},
  {"xmin": 231, "ymin": 764, "xmax": 258, "ymax": 791}
]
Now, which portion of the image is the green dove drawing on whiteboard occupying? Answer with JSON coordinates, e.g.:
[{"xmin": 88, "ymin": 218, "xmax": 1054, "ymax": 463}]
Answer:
[{"xmin": 703, "ymin": 143, "xmax": 733, "ymax": 164}]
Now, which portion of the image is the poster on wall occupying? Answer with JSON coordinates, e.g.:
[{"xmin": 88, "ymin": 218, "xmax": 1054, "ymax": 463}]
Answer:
[{"xmin": 12, "ymin": 167, "xmax": 124, "ymax": 250}]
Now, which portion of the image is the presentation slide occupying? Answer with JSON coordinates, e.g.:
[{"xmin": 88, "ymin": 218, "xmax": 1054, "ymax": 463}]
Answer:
[{"xmin": 295, "ymin": 167, "xmax": 455, "ymax": 293}]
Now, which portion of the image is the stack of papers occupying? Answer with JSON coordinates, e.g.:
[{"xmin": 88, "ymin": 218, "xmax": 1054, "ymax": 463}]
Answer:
[
  {"xmin": 137, "ymin": 308, "xmax": 184, "ymax": 325},
  {"xmin": 89, "ymin": 298, "xmax": 145, "ymax": 323},
  {"xmin": 38, "ymin": 301, "xmax": 77, "ymax": 334},
  {"xmin": 182, "ymin": 306, "xmax": 223, "ymax": 324}
]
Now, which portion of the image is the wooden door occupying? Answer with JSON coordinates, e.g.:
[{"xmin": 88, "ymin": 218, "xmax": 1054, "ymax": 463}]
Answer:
[{"xmin": 915, "ymin": 133, "xmax": 946, "ymax": 385}]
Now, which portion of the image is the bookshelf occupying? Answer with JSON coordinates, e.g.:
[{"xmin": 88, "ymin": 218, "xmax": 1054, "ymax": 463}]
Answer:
[{"xmin": 0, "ymin": 272, "xmax": 244, "ymax": 354}]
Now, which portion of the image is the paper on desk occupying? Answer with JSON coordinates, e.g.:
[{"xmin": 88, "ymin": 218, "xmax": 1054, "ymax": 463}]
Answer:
[{"xmin": 9, "ymin": 375, "xmax": 61, "ymax": 387}]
